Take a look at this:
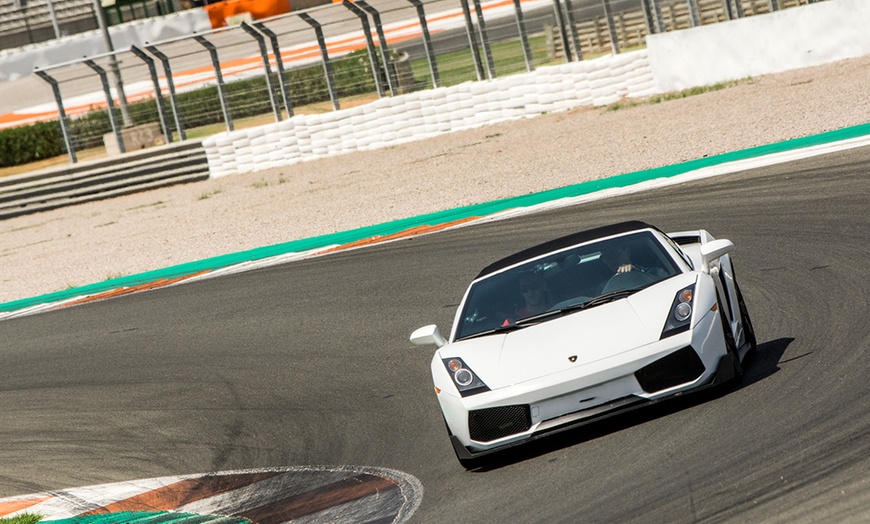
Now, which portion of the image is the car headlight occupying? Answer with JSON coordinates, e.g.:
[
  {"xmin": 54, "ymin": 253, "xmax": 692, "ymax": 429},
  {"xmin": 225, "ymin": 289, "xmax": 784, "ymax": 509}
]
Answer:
[
  {"xmin": 442, "ymin": 357, "xmax": 490, "ymax": 397},
  {"xmin": 661, "ymin": 284, "xmax": 696, "ymax": 339}
]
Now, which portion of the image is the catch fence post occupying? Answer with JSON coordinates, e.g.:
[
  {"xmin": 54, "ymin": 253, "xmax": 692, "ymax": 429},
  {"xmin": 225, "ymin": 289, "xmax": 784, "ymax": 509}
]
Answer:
[
  {"xmin": 144, "ymin": 44, "xmax": 186, "ymax": 140},
  {"xmin": 342, "ymin": 0, "xmax": 386, "ymax": 97},
  {"xmin": 253, "ymin": 22, "xmax": 294, "ymax": 118},
  {"xmin": 194, "ymin": 35, "xmax": 234, "ymax": 132},
  {"xmin": 299, "ymin": 12, "xmax": 340, "ymax": 111},
  {"xmin": 356, "ymin": 1, "xmax": 398, "ymax": 96},
  {"xmin": 84, "ymin": 59, "xmax": 125, "ymax": 154},
  {"xmin": 551, "ymin": 0, "xmax": 573, "ymax": 62},
  {"xmin": 602, "ymin": 0, "xmax": 620, "ymax": 54},
  {"xmin": 34, "ymin": 69, "xmax": 77, "ymax": 164},
  {"xmin": 407, "ymin": 0, "xmax": 441, "ymax": 87},
  {"xmin": 471, "ymin": 0, "xmax": 496, "ymax": 79},
  {"xmin": 512, "ymin": 0, "xmax": 534, "ymax": 72},
  {"xmin": 240, "ymin": 21, "xmax": 283, "ymax": 122},
  {"xmin": 459, "ymin": 0, "xmax": 486, "ymax": 80},
  {"xmin": 129, "ymin": 45, "xmax": 172, "ymax": 143}
]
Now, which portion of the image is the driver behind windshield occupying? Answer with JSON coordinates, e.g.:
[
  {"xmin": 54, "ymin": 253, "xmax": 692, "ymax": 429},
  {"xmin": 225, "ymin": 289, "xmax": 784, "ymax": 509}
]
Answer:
[{"xmin": 516, "ymin": 271, "xmax": 552, "ymax": 318}]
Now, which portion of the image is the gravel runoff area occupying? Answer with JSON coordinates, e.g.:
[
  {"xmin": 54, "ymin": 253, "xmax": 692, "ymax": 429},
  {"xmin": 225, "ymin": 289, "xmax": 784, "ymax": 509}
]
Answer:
[{"xmin": 2, "ymin": 55, "xmax": 870, "ymax": 304}]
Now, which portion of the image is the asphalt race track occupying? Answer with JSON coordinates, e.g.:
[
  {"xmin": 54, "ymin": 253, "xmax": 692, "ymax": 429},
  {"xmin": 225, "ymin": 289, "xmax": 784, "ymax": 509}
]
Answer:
[{"xmin": 3, "ymin": 145, "xmax": 870, "ymax": 522}]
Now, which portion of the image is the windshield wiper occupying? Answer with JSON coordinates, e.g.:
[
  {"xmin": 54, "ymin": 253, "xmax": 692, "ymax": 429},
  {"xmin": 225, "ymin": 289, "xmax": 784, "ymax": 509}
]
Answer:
[
  {"xmin": 459, "ymin": 289, "xmax": 641, "ymax": 340},
  {"xmin": 458, "ymin": 322, "xmax": 526, "ymax": 341},
  {"xmin": 572, "ymin": 288, "xmax": 639, "ymax": 310},
  {"xmin": 514, "ymin": 288, "xmax": 641, "ymax": 326}
]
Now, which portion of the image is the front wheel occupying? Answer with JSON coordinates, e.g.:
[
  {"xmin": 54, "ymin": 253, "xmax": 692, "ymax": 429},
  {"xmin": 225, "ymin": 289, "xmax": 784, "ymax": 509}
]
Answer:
[
  {"xmin": 736, "ymin": 282, "xmax": 757, "ymax": 354},
  {"xmin": 720, "ymin": 301, "xmax": 743, "ymax": 384}
]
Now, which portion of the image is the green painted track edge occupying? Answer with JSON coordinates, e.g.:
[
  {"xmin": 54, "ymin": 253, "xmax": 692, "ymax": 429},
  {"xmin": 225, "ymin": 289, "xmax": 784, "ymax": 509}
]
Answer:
[
  {"xmin": 46, "ymin": 511, "xmax": 250, "ymax": 524},
  {"xmin": 4, "ymin": 121, "xmax": 870, "ymax": 313}
]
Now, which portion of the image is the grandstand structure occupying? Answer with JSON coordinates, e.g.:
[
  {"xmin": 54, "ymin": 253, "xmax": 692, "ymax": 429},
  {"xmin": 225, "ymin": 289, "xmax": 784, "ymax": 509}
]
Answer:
[{"xmin": 0, "ymin": 0, "xmax": 177, "ymax": 51}]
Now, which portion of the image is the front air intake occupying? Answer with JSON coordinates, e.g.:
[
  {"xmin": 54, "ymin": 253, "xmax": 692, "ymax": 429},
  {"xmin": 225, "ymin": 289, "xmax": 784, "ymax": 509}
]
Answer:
[
  {"xmin": 635, "ymin": 346, "xmax": 706, "ymax": 393},
  {"xmin": 469, "ymin": 405, "xmax": 532, "ymax": 442}
]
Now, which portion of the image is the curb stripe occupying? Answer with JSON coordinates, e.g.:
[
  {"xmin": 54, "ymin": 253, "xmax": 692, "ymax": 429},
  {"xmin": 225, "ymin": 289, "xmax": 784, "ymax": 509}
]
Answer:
[
  {"xmin": 80, "ymin": 472, "xmax": 282, "ymax": 515},
  {"xmin": 0, "ymin": 467, "xmax": 422, "ymax": 524},
  {"xmin": 2, "ymin": 122, "xmax": 870, "ymax": 316},
  {"xmin": 59, "ymin": 271, "xmax": 213, "ymax": 308},
  {"xmin": 0, "ymin": 496, "xmax": 52, "ymax": 515},
  {"xmin": 240, "ymin": 474, "xmax": 397, "ymax": 523}
]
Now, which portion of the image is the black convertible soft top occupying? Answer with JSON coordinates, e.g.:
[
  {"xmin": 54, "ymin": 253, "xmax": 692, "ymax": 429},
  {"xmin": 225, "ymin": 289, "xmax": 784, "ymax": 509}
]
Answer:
[{"xmin": 476, "ymin": 220, "xmax": 655, "ymax": 278}]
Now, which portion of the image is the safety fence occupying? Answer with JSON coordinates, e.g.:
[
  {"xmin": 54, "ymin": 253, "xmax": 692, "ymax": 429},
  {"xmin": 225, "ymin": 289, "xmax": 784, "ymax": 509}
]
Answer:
[{"xmin": 18, "ymin": 0, "xmax": 823, "ymax": 167}]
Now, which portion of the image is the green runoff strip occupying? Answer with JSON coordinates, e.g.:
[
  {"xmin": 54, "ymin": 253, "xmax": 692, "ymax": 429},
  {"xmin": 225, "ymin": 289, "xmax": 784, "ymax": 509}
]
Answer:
[
  {"xmin": 3, "ymin": 121, "xmax": 870, "ymax": 314},
  {"xmin": 47, "ymin": 512, "xmax": 250, "ymax": 524}
]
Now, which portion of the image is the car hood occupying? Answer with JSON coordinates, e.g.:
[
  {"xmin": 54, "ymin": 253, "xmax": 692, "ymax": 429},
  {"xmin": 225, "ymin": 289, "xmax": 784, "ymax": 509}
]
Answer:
[{"xmin": 446, "ymin": 275, "xmax": 696, "ymax": 389}]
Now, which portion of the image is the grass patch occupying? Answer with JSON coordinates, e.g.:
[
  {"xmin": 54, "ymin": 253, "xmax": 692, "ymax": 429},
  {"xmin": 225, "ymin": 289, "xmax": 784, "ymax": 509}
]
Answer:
[
  {"xmin": 606, "ymin": 80, "xmax": 746, "ymax": 111},
  {"xmin": 1, "ymin": 514, "xmax": 42, "ymax": 524},
  {"xmin": 198, "ymin": 189, "xmax": 222, "ymax": 200}
]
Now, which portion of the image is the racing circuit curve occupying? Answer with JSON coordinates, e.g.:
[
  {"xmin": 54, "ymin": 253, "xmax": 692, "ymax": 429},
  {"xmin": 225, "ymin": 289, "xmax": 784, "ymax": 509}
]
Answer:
[{"xmin": 2, "ymin": 144, "xmax": 870, "ymax": 522}]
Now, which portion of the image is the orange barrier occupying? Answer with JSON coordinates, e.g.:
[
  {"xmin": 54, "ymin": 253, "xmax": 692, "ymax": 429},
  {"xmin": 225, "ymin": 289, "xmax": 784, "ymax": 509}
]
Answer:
[{"xmin": 205, "ymin": 0, "xmax": 291, "ymax": 28}]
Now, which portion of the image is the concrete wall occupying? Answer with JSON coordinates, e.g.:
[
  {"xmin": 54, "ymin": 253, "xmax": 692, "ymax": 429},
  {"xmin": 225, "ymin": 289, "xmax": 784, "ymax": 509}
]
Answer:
[{"xmin": 647, "ymin": 0, "xmax": 870, "ymax": 92}]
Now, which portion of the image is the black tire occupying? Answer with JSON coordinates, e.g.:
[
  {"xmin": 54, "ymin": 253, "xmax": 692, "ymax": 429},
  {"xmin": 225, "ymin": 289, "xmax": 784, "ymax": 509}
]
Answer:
[
  {"xmin": 445, "ymin": 417, "xmax": 482, "ymax": 470},
  {"xmin": 736, "ymin": 282, "xmax": 757, "ymax": 354},
  {"xmin": 719, "ymin": 300, "xmax": 743, "ymax": 384}
]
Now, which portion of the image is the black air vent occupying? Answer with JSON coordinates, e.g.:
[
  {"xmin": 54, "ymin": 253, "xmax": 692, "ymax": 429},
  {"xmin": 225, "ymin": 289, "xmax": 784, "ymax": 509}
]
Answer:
[
  {"xmin": 469, "ymin": 405, "xmax": 532, "ymax": 442},
  {"xmin": 635, "ymin": 346, "xmax": 705, "ymax": 393}
]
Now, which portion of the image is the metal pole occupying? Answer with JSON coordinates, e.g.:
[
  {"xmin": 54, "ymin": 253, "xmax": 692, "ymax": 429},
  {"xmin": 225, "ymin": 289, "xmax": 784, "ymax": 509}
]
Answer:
[
  {"xmin": 299, "ymin": 13, "xmax": 340, "ymax": 111},
  {"xmin": 34, "ymin": 69, "xmax": 76, "ymax": 164},
  {"xmin": 641, "ymin": 0, "xmax": 657, "ymax": 34},
  {"xmin": 562, "ymin": 0, "xmax": 582, "ymax": 60},
  {"xmin": 129, "ymin": 46, "xmax": 172, "ymax": 143},
  {"xmin": 194, "ymin": 35, "xmax": 234, "ymax": 132},
  {"xmin": 720, "ymin": 0, "xmax": 733, "ymax": 21},
  {"xmin": 650, "ymin": 0, "xmax": 665, "ymax": 32},
  {"xmin": 84, "ymin": 59, "xmax": 125, "ymax": 154},
  {"xmin": 768, "ymin": 0, "xmax": 779, "ymax": 12},
  {"xmin": 342, "ymin": 0, "xmax": 386, "ymax": 97},
  {"xmin": 551, "ymin": 0, "xmax": 573, "ymax": 62},
  {"xmin": 406, "ymin": 0, "xmax": 440, "ymax": 87},
  {"xmin": 145, "ymin": 44, "xmax": 185, "ymax": 140},
  {"xmin": 512, "ymin": 0, "xmax": 534, "ymax": 72},
  {"xmin": 46, "ymin": 0, "xmax": 61, "ymax": 38},
  {"xmin": 471, "ymin": 0, "xmax": 495, "ymax": 79},
  {"xmin": 92, "ymin": 0, "xmax": 133, "ymax": 126},
  {"xmin": 459, "ymin": 0, "xmax": 485, "ymax": 80},
  {"xmin": 240, "ymin": 22, "xmax": 283, "ymax": 121},
  {"xmin": 601, "ymin": 0, "xmax": 620, "ymax": 54},
  {"xmin": 687, "ymin": 0, "xmax": 701, "ymax": 27},
  {"xmin": 254, "ymin": 22, "xmax": 294, "ymax": 118},
  {"xmin": 356, "ymin": 1, "xmax": 397, "ymax": 96}
]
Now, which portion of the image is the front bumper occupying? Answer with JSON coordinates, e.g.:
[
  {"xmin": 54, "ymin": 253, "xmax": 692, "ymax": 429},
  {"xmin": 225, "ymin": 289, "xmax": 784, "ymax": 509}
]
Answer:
[
  {"xmin": 451, "ymin": 348, "xmax": 739, "ymax": 461},
  {"xmin": 444, "ymin": 307, "xmax": 732, "ymax": 457}
]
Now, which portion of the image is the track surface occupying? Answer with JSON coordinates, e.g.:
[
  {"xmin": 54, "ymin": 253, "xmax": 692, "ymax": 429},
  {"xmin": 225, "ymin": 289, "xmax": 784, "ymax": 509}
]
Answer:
[{"xmin": 3, "ymin": 146, "xmax": 870, "ymax": 522}]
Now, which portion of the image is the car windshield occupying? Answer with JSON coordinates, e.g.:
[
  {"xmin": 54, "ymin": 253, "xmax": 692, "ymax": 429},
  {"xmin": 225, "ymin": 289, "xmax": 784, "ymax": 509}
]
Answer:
[{"xmin": 454, "ymin": 231, "xmax": 681, "ymax": 341}]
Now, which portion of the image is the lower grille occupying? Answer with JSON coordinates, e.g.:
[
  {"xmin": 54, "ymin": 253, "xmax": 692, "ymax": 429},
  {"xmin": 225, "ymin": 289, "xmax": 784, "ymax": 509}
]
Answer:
[
  {"xmin": 635, "ymin": 346, "xmax": 706, "ymax": 393},
  {"xmin": 469, "ymin": 405, "xmax": 532, "ymax": 442}
]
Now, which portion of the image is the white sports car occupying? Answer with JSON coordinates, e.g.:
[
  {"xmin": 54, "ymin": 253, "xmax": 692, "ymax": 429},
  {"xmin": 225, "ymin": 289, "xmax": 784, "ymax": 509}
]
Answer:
[{"xmin": 410, "ymin": 221, "xmax": 756, "ymax": 468}]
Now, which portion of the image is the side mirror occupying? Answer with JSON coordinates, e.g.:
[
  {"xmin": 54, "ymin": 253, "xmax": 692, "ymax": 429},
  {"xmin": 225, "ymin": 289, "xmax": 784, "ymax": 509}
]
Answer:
[
  {"xmin": 410, "ymin": 324, "xmax": 447, "ymax": 348},
  {"xmin": 699, "ymin": 239, "xmax": 733, "ymax": 274}
]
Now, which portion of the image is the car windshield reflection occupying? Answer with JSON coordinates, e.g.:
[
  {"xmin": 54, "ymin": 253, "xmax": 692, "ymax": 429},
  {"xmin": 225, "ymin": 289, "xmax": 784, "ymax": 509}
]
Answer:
[{"xmin": 455, "ymin": 231, "xmax": 681, "ymax": 341}]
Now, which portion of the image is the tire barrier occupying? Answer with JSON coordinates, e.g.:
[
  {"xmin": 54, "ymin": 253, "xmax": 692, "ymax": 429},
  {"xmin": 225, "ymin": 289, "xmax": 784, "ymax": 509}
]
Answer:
[{"xmin": 202, "ymin": 50, "xmax": 656, "ymax": 178}]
